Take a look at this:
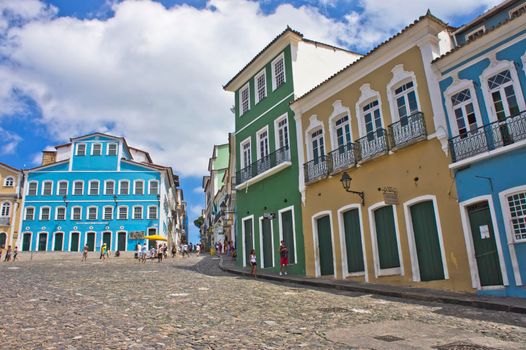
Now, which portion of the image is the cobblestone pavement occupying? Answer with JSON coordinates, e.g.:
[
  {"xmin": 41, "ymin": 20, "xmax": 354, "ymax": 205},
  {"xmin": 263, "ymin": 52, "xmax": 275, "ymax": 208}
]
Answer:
[{"xmin": 0, "ymin": 256, "xmax": 525, "ymax": 350}]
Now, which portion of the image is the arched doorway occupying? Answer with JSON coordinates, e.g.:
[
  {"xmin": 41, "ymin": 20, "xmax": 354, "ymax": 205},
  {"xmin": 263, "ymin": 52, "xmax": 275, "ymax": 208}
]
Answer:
[
  {"xmin": 102, "ymin": 231, "xmax": 112, "ymax": 251},
  {"xmin": 0, "ymin": 232, "xmax": 6, "ymax": 248},
  {"xmin": 315, "ymin": 214, "xmax": 334, "ymax": 276},
  {"xmin": 70, "ymin": 232, "xmax": 80, "ymax": 252},
  {"xmin": 147, "ymin": 228, "xmax": 156, "ymax": 250},
  {"xmin": 86, "ymin": 232, "xmax": 96, "ymax": 251},
  {"xmin": 53, "ymin": 232, "xmax": 64, "ymax": 251},
  {"xmin": 22, "ymin": 233, "xmax": 32, "ymax": 251},
  {"xmin": 117, "ymin": 232, "xmax": 127, "ymax": 251},
  {"xmin": 38, "ymin": 232, "xmax": 48, "ymax": 251}
]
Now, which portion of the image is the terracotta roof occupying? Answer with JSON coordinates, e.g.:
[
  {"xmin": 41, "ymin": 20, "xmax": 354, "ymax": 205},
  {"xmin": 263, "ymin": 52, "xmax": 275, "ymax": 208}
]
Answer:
[{"xmin": 292, "ymin": 12, "xmax": 449, "ymax": 106}]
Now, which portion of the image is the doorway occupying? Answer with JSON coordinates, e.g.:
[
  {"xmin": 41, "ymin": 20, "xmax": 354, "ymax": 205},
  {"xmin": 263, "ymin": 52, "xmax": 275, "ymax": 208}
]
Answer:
[
  {"xmin": 38, "ymin": 232, "xmax": 48, "ymax": 251},
  {"xmin": 86, "ymin": 232, "xmax": 95, "ymax": 251},
  {"xmin": 54, "ymin": 232, "xmax": 64, "ymax": 251},
  {"xmin": 70, "ymin": 232, "xmax": 80, "ymax": 252},
  {"xmin": 117, "ymin": 232, "xmax": 127, "ymax": 251},
  {"xmin": 315, "ymin": 214, "xmax": 334, "ymax": 276}
]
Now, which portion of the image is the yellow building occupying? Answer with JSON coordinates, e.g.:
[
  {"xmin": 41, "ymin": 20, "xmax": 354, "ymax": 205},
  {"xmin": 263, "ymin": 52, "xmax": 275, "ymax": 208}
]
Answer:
[
  {"xmin": 290, "ymin": 14, "xmax": 474, "ymax": 292},
  {"xmin": 0, "ymin": 162, "xmax": 23, "ymax": 253}
]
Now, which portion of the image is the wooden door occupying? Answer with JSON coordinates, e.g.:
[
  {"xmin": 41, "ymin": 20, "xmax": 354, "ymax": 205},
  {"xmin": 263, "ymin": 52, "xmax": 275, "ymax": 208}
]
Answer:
[{"xmin": 317, "ymin": 215, "xmax": 334, "ymax": 276}]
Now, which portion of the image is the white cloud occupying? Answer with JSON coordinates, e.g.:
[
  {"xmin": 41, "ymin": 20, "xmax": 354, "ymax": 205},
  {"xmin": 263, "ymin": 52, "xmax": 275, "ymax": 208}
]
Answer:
[
  {"xmin": 189, "ymin": 204, "xmax": 203, "ymax": 218},
  {"xmin": 0, "ymin": 127, "xmax": 22, "ymax": 155},
  {"xmin": 193, "ymin": 186, "xmax": 203, "ymax": 193}
]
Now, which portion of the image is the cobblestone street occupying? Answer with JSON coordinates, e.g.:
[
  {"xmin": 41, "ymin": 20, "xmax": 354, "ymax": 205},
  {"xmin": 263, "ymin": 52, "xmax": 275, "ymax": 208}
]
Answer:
[{"xmin": 0, "ymin": 255, "xmax": 525, "ymax": 349}]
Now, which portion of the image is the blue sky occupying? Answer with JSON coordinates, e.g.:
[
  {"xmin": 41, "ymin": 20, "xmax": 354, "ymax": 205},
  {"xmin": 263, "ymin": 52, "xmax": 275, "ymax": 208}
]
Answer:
[{"xmin": 0, "ymin": 0, "xmax": 500, "ymax": 244}]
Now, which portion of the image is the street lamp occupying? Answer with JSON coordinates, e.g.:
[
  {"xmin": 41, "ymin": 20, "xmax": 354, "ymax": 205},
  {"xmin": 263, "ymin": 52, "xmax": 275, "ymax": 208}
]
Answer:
[
  {"xmin": 113, "ymin": 195, "xmax": 118, "ymax": 204},
  {"xmin": 340, "ymin": 172, "xmax": 365, "ymax": 206},
  {"xmin": 62, "ymin": 195, "xmax": 69, "ymax": 207}
]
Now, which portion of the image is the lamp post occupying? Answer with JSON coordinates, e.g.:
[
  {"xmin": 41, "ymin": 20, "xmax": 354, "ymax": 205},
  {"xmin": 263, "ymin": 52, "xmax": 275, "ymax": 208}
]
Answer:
[
  {"xmin": 62, "ymin": 195, "xmax": 69, "ymax": 207},
  {"xmin": 340, "ymin": 172, "xmax": 365, "ymax": 206},
  {"xmin": 113, "ymin": 195, "xmax": 118, "ymax": 204}
]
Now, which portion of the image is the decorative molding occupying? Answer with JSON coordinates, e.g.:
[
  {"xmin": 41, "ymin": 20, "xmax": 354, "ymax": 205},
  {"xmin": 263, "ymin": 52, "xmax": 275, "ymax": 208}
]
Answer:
[
  {"xmin": 328, "ymin": 100, "xmax": 352, "ymax": 152},
  {"xmin": 355, "ymin": 84, "xmax": 382, "ymax": 137},
  {"xmin": 386, "ymin": 64, "xmax": 420, "ymax": 124}
]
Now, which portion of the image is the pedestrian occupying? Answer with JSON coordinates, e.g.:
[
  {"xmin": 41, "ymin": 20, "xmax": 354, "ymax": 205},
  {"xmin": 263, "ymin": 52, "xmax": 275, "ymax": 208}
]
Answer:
[
  {"xmin": 163, "ymin": 243, "xmax": 168, "ymax": 258},
  {"xmin": 157, "ymin": 244, "xmax": 163, "ymax": 262},
  {"xmin": 171, "ymin": 244, "xmax": 176, "ymax": 258},
  {"xmin": 279, "ymin": 240, "xmax": 289, "ymax": 276},
  {"xmin": 249, "ymin": 249, "xmax": 257, "ymax": 278},
  {"xmin": 137, "ymin": 243, "xmax": 142, "ymax": 260},
  {"xmin": 218, "ymin": 241, "xmax": 222, "ymax": 256},
  {"xmin": 105, "ymin": 246, "xmax": 111, "ymax": 261},
  {"xmin": 82, "ymin": 244, "xmax": 88, "ymax": 262},
  {"xmin": 196, "ymin": 243, "xmax": 201, "ymax": 257},
  {"xmin": 100, "ymin": 243, "xmax": 107, "ymax": 261},
  {"xmin": 12, "ymin": 246, "xmax": 18, "ymax": 262},
  {"xmin": 182, "ymin": 242, "xmax": 189, "ymax": 258},
  {"xmin": 4, "ymin": 245, "xmax": 12, "ymax": 262},
  {"xmin": 141, "ymin": 245, "xmax": 147, "ymax": 263}
]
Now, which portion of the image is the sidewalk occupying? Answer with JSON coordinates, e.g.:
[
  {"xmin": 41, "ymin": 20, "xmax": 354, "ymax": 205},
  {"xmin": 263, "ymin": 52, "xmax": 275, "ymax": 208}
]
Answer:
[{"xmin": 219, "ymin": 256, "xmax": 526, "ymax": 314}]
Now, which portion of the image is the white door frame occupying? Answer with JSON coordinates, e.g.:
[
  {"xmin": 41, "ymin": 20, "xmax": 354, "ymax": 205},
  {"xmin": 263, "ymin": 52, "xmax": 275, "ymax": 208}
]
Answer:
[
  {"xmin": 69, "ymin": 231, "xmax": 81, "ymax": 252},
  {"xmin": 117, "ymin": 231, "xmax": 129, "ymax": 252},
  {"xmin": 241, "ymin": 215, "xmax": 255, "ymax": 268},
  {"xmin": 36, "ymin": 231, "xmax": 49, "ymax": 251},
  {"xmin": 278, "ymin": 205, "xmax": 298, "ymax": 265},
  {"xmin": 337, "ymin": 204, "xmax": 368, "ymax": 281},
  {"xmin": 259, "ymin": 216, "xmax": 275, "ymax": 268},
  {"xmin": 311, "ymin": 210, "xmax": 337, "ymax": 278},
  {"xmin": 51, "ymin": 231, "xmax": 65, "ymax": 252},
  {"xmin": 22, "ymin": 232, "xmax": 32, "ymax": 252}
]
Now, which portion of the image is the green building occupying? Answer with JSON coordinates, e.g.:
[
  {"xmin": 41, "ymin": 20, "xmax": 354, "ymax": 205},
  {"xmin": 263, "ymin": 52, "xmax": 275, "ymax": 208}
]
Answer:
[{"xmin": 224, "ymin": 28, "xmax": 360, "ymax": 273}]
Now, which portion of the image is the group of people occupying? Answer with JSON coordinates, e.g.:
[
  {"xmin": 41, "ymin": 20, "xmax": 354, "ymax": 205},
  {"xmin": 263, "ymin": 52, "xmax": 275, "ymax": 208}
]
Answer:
[
  {"xmin": 136, "ymin": 242, "xmax": 169, "ymax": 263},
  {"xmin": 249, "ymin": 240, "xmax": 289, "ymax": 278},
  {"xmin": 0, "ymin": 245, "xmax": 18, "ymax": 262},
  {"xmin": 214, "ymin": 240, "xmax": 235, "ymax": 257}
]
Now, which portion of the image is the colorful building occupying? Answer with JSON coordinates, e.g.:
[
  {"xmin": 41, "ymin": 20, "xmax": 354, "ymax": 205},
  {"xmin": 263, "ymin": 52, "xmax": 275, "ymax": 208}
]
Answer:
[
  {"xmin": 0, "ymin": 162, "xmax": 23, "ymax": 251},
  {"xmin": 18, "ymin": 133, "xmax": 180, "ymax": 253},
  {"xmin": 290, "ymin": 13, "xmax": 475, "ymax": 292},
  {"xmin": 224, "ymin": 27, "xmax": 361, "ymax": 273},
  {"xmin": 433, "ymin": 0, "xmax": 526, "ymax": 297}
]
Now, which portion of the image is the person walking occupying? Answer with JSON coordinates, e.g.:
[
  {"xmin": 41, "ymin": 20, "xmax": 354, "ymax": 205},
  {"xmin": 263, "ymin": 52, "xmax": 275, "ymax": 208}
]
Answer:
[
  {"xmin": 249, "ymin": 249, "xmax": 257, "ymax": 278},
  {"xmin": 4, "ymin": 245, "xmax": 12, "ymax": 262},
  {"xmin": 141, "ymin": 245, "xmax": 147, "ymax": 263},
  {"xmin": 137, "ymin": 243, "xmax": 142, "ymax": 261},
  {"xmin": 12, "ymin": 246, "xmax": 18, "ymax": 262},
  {"xmin": 196, "ymin": 243, "xmax": 201, "ymax": 257},
  {"xmin": 100, "ymin": 243, "xmax": 107, "ymax": 261},
  {"xmin": 279, "ymin": 240, "xmax": 289, "ymax": 276},
  {"xmin": 82, "ymin": 244, "xmax": 88, "ymax": 262},
  {"xmin": 157, "ymin": 243, "xmax": 163, "ymax": 263},
  {"xmin": 171, "ymin": 244, "xmax": 176, "ymax": 258}
]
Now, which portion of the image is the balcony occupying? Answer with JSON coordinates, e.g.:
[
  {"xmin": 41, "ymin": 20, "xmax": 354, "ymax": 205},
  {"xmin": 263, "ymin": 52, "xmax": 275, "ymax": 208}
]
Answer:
[
  {"xmin": 388, "ymin": 112, "xmax": 427, "ymax": 150},
  {"xmin": 304, "ymin": 155, "xmax": 330, "ymax": 184},
  {"xmin": 235, "ymin": 146, "xmax": 291, "ymax": 189},
  {"xmin": 355, "ymin": 129, "xmax": 389, "ymax": 162},
  {"xmin": 449, "ymin": 111, "xmax": 526, "ymax": 163},
  {"xmin": 0, "ymin": 217, "xmax": 10, "ymax": 226},
  {"xmin": 329, "ymin": 143, "xmax": 358, "ymax": 174}
]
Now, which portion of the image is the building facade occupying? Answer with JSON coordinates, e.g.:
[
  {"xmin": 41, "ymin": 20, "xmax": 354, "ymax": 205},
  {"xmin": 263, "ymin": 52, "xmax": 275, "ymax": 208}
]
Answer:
[
  {"xmin": 18, "ymin": 133, "xmax": 180, "ymax": 253},
  {"xmin": 290, "ymin": 14, "xmax": 475, "ymax": 292},
  {"xmin": 0, "ymin": 162, "xmax": 23, "ymax": 251},
  {"xmin": 224, "ymin": 28, "xmax": 361, "ymax": 273},
  {"xmin": 433, "ymin": 0, "xmax": 526, "ymax": 297}
]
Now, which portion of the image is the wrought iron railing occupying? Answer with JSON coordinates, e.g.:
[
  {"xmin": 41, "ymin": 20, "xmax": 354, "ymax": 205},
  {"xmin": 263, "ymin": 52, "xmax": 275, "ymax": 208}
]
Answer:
[
  {"xmin": 304, "ymin": 155, "xmax": 330, "ymax": 184},
  {"xmin": 329, "ymin": 142, "xmax": 358, "ymax": 174},
  {"xmin": 0, "ymin": 217, "xmax": 9, "ymax": 226},
  {"xmin": 388, "ymin": 112, "xmax": 426, "ymax": 149},
  {"xmin": 235, "ymin": 146, "xmax": 290, "ymax": 185},
  {"xmin": 355, "ymin": 129, "xmax": 388, "ymax": 162},
  {"xmin": 449, "ymin": 110, "xmax": 526, "ymax": 162}
]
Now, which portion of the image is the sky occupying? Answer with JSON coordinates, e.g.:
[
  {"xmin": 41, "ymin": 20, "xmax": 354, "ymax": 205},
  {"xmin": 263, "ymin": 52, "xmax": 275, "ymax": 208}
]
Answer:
[{"xmin": 0, "ymin": 0, "xmax": 502, "ymax": 243}]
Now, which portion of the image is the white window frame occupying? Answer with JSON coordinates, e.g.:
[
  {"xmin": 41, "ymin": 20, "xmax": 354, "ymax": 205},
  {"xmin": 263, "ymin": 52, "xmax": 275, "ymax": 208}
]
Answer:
[
  {"xmin": 256, "ymin": 126, "xmax": 270, "ymax": 160},
  {"xmin": 1, "ymin": 201, "xmax": 11, "ymax": 217},
  {"xmin": 71, "ymin": 206, "xmax": 82, "ymax": 221},
  {"xmin": 309, "ymin": 128, "xmax": 326, "ymax": 162},
  {"xmin": 240, "ymin": 137, "xmax": 252, "ymax": 169},
  {"xmin": 271, "ymin": 52, "xmax": 286, "ymax": 91},
  {"xmin": 133, "ymin": 205, "xmax": 143, "ymax": 220},
  {"xmin": 119, "ymin": 180, "xmax": 130, "ymax": 195},
  {"xmin": 91, "ymin": 143, "xmax": 102, "ymax": 156},
  {"xmin": 55, "ymin": 206, "xmax": 67, "ymax": 221},
  {"xmin": 304, "ymin": 115, "xmax": 326, "ymax": 162},
  {"xmin": 73, "ymin": 181, "xmax": 84, "ymax": 195},
  {"xmin": 3, "ymin": 176, "xmax": 14, "ymax": 187},
  {"xmin": 87, "ymin": 206, "xmax": 98, "ymax": 221},
  {"xmin": 57, "ymin": 181, "xmax": 68, "ymax": 196},
  {"xmin": 148, "ymin": 206, "xmax": 158, "ymax": 220},
  {"xmin": 42, "ymin": 181, "xmax": 53, "ymax": 196},
  {"xmin": 239, "ymin": 83, "xmax": 250, "ymax": 115},
  {"xmin": 274, "ymin": 113, "xmax": 290, "ymax": 151},
  {"xmin": 328, "ymin": 100, "xmax": 352, "ymax": 151},
  {"xmin": 40, "ymin": 206, "xmax": 51, "ymax": 221},
  {"xmin": 76, "ymin": 143, "xmax": 86, "ymax": 156},
  {"xmin": 241, "ymin": 215, "xmax": 255, "ymax": 267},
  {"xmin": 254, "ymin": 69, "xmax": 267, "ymax": 104},
  {"xmin": 103, "ymin": 206, "xmax": 113, "ymax": 221},
  {"xmin": 134, "ymin": 180, "xmax": 145, "ymax": 195},
  {"xmin": 27, "ymin": 181, "xmax": 38, "ymax": 196},
  {"xmin": 118, "ymin": 206, "xmax": 128, "ymax": 220},
  {"xmin": 104, "ymin": 180, "xmax": 115, "ymax": 195},
  {"xmin": 465, "ymin": 25, "xmax": 486, "ymax": 42},
  {"xmin": 277, "ymin": 206, "xmax": 298, "ymax": 265},
  {"xmin": 444, "ymin": 78, "xmax": 484, "ymax": 137},
  {"xmin": 25, "ymin": 206, "xmax": 35, "ymax": 220},
  {"xmin": 148, "ymin": 180, "xmax": 159, "ymax": 195},
  {"xmin": 107, "ymin": 143, "xmax": 118, "ymax": 156},
  {"xmin": 355, "ymin": 84, "xmax": 384, "ymax": 137},
  {"xmin": 386, "ymin": 65, "xmax": 420, "ymax": 123},
  {"xmin": 88, "ymin": 180, "xmax": 100, "ymax": 196}
]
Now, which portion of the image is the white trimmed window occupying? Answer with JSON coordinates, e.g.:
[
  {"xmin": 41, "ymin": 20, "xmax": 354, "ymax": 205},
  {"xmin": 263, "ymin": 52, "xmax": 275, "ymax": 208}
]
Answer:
[
  {"xmin": 451, "ymin": 89, "xmax": 479, "ymax": 137},
  {"xmin": 133, "ymin": 206, "xmax": 143, "ymax": 219},
  {"xmin": 3, "ymin": 176, "xmax": 14, "ymax": 187},
  {"xmin": 255, "ymin": 69, "xmax": 267, "ymax": 103},
  {"xmin": 507, "ymin": 191, "xmax": 526, "ymax": 243},
  {"xmin": 276, "ymin": 116, "xmax": 289, "ymax": 150},
  {"xmin": 42, "ymin": 181, "xmax": 53, "ymax": 196},
  {"xmin": 510, "ymin": 3, "xmax": 526, "ymax": 18},
  {"xmin": 73, "ymin": 181, "xmax": 84, "ymax": 195},
  {"xmin": 394, "ymin": 81, "xmax": 419, "ymax": 119},
  {"xmin": 148, "ymin": 206, "xmax": 158, "ymax": 219},
  {"xmin": 272, "ymin": 54, "xmax": 286, "ymax": 90},
  {"xmin": 241, "ymin": 139, "xmax": 251, "ymax": 169},
  {"xmin": 107, "ymin": 143, "xmax": 118, "ymax": 156},
  {"xmin": 257, "ymin": 127, "xmax": 269, "ymax": 160},
  {"xmin": 40, "ymin": 207, "xmax": 51, "ymax": 221},
  {"xmin": 334, "ymin": 115, "xmax": 352, "ymax": 148},
  {"xmin": 87, "ymin": 207, "xmax": 97, "ymax": 220},
  {"xmin": 119, "ymin": 180, "xmax": 130, "ymax": 195},
  {"xmin": 89, "ymin": 180, "xmax": 99, "ymax": 195},
  {"xmin": 362, "ymin": 100, "xmax": 383, "ymax": 137},
  {"xmin": 134, "ymin": 180, "xmax": 144, "ymax": 195},
  {"xmin": 76, "ymin": 143, "xmax": 86, "ymax": 156},
  {"xmin": 1, "ymin": 202, "xmax": 10, "ymax": 217},
  {"xmin": 311, "ymin": 129, "xmax": 325, "ymax": 162},
  {"xmin": 92, "ymin": 143, "xmax": 102, "ymax": 156},
  {"xmin": 57, "ymin": 181, "xmax": 68, "ymax": 196},
  {"xmin": 487, "ymin": 69, "xmax": 521, "ymax": 120},
  {"xmin": 104, "ymin": 180, "xmax": 115, "ymax": 195},
  {"xmin": 239, "ymin": 83, "xmax": 250, "ymax": 115},
  {"xmin": 25, "ymin": 207, "xmax": 35, "ymax": 220},
  {"xmin": 55, "ymin": 207, "xmax": 66, "ymax": 221},
  {"xmin": 71, "ymin": 207, "xmax": 82, "ymax": 221},
  {"xmin": 149, "ymin": 180, "xmax": 159, "ymax": 195},
  {"xmin": 103, "ymin": 207, "xmax": 113, "ymax": 221},
  {"xmin": 28, "ymin": 181, "xmax": 38, "ymax": 196},
  {"xmin": 118, "ymin": 206, "xmax": 128, "ymax": 220}
]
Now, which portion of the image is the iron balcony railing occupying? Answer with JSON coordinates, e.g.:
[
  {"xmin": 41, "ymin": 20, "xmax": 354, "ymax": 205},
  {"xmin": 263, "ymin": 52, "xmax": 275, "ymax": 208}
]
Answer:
[
  {"xmin": 235, "ymin": 146, "xmax": 290, "ymax": 185},
  {"xmin": 449, "ymin": 110, "xmax": 526, "ymax": 163},
  {"xmin": 355, "ymin": 128, "xmax": 389, "ymax": 162},
  {"xmin": 388, "ymin": 112, "xmax": 427, "ymax": 149},
  {"xmin": 0, "ymin": 217, "xmax": 10, "ymax": 226},
  {"xmin": 329, "ymin": 142, "xmax": 358, "ymax": 174},
  {"xmin": 304, "ymin": 155, "xmax": 330, "ymax": 184}
]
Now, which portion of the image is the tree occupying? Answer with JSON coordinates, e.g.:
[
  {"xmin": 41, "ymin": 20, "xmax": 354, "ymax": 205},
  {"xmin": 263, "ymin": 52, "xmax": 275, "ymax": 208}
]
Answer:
[{"xmin": 194, "ymin": 216, "xmax": 204, "ymax": 229}]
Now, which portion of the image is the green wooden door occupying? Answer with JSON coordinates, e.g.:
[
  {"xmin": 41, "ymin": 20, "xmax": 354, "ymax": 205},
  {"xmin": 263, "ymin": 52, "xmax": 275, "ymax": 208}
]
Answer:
[
  {"xmin": 281, "ymin": 210, "xmax": 295, "ymax": 264},
  {"xmin": 374, "ymin": 206, "xmax": 400, "ymax": 270},
  {"xmin": 467, "ymin": 202, "xmax": 503, "ymax": 286},
  {"xmin": 54, "ymin": 233, "xmax": 63, "ymax": 251},
  {"xmin": 22, "ymin": 233, "xmax": 31, "ymax": 251},
  {"xmin": 0, "ymin": 233, "xmax": 6, "ymax": 248},
  {"xmin": 317, "ymin": 215, "xmax": 334, "ymax": 276},
  {"xmin": 244, "ymin": 219, "xmax": 253, "ymax": 266},
  {"xmin": 410, "ymin": 201, "xmax": 444, "ymax": 281},
  {"xmin": 262, "ymin": 218, "xmax": 273, "ymax": 268},
  {"xmin": 118, "ymin": 232, "xmax": 127, "ymax": 251},
  {"xmin": 86, "ymin": 232, "xmax": 95, "ymax": 251},
  {"xmin": 103, "ymin": 232, "xmax": 112, "ymax": 251},
  {"xmin": 343, "ymin": 209, "xmax": 365, "ymax": 273},
  {"xmin": 38, "ymin": 233, "xmax": 47, "ymax": 251},
  {"xmin": 70, "ymin": 232, "xmax": 79, "ymax": 252}
]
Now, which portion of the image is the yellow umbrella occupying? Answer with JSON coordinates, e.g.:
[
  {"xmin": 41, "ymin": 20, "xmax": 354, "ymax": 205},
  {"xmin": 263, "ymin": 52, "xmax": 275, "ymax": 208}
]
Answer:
[{"xmin": 143, "ymin": 235, "xmax": 168, "ymax": 241}]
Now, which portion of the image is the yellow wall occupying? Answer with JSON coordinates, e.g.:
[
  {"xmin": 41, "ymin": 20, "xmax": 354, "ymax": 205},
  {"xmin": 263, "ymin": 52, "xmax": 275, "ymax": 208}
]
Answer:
[
  {"xmin": 300, "ymin": 47, "xmax": 474, "ymax": 292},
  {"xmin": 0, "ymin": 166, "xmax": 22, "ymax": 251}
]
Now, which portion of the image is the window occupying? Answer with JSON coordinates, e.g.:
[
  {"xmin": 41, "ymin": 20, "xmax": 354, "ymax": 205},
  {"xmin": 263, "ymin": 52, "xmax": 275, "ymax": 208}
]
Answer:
[
  {"xmin": 276, "ymin": 116, "xmax": 289, "ymax": 150},
  {"xmin": 118, "ymin": 206, "xmax": 128, "ymax": 220},
  {"xmin": 3, "ymin": 176, "xmax": 14, "ymax": 187},
  {"xmin": 510, "ymin": 3, "xmax": 526, "ymax": 18},
  {"xmin": 134, "ymin": 180, "xmax": 144, "ymax": 195},
  {"xmin": 255, "ymin": 70, "xmax": 266, "ymax": 103},
  {"xmin": 335, "ymin": 115, "xmax": 351, "ymax": 148},
  {"xmin": 28, "ymin": 181, "xmax": 38, "ymax": 196},
  {"xmin": 107, "ymin": 143, "xmax": 118, "ymax": 156},
  {"xmin": 363, "ymin": 100, "xmax": 383, "ymax": 137},
  {"xmin": 1, "ymin": 202, "xmax": 10, "ymax": 217},
  {"xmin": 87, "ymin": 207, "xmax": 97, "ymax": 220},
  {"xmin": 57, "ymin": 181, "xmax": 68, "ymax": 196},
  {"xmin": 487, "ymin": 70, "xmax": 520, "ymax": 120},
  {"xmin": 89, "ymin": 180, "xmax": 99, "ymax": 195},
  {"xmin": 92, "ymin": 143, "xmax": 102, "ymax": 156},
  {"xmin": 394, "ymin": 81, "xmax": 418, "ymax": 120},
  {"xmin": 257, "ymin": 128, "xmax": 269, "ymax": 159},
  {"xmin": 73, "ymin": 181, "xmax": 84, "ymax": 195},
  {"xmin": 103, "ymin": 207, "xmax": 113, "ymax": 220},
  {"xmin": 71, "ymin": 207, "xmax": 82, "ymax": 221},
  {"xmin": 311, "ymin": 129, "xmax": 325, "ymax": 162},
  {"xmin": 241, "ymin": 139, "xmax": 251, "ymax": 169},
  {"xmin": 119, "ymin": 180, "xmax": 129, "ymax": 195},
  {"xmin": 451, "ymin": 89, "xmax": 479, "ymax": 137},
  {"xmin": 40, "ymin": 207, "xmax": 51, "ymax": 221},
  {"xmin": 25, "ymin": 207, "xmax": 35, "ymax": 221},
  {"xmin": 76, "ymin": 143, "xmax": 86, "ymax": 156},
  {"xmin": 272, "ymin": 54, "xmax": 285, "ymax": 90},
  {"xmin": 148, "ymin": 206, "xmax": 158, "ymax": 219},
  {"xmin": 104, "ymin": 180, "xmax": 115, "ymax": 195},
  {"xmin": 465, "ymin": 26, "xmax": 485, "ymax": 41},
  {"xmin": 56, "ymin": 207, "xmax": 66, "ymax": 220},
  {"xmin": 42, "ymin": 181, "xmax": 53, "ymax": 196},
  {"xmin": 239, "ymin": 83, "xmax": 250, "ymax": 115},
  {"xmin": 133, "ymin": 206, "xmax": 143, "ymax": 219},
  {"xmin": 508, "ymin": 192, "xmax": 526, "ymax": 242},
  {"xmin": 149, "ymin": 180, "xmax": 159, "ymax": 195}
]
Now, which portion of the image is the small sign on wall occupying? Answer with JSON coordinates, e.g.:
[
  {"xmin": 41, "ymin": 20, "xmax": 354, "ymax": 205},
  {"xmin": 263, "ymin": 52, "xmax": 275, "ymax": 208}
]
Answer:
[
  {"xmin": 381, "ymin": 186, "xmax": 399, "ymax": 205},
  {"xmin": 480, "ymin": 225, "xmax": 490, "ymax": 239}
]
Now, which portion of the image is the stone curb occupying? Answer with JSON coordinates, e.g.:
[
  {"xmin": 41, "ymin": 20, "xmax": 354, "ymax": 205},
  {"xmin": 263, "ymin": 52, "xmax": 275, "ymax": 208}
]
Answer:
[{"xmin": 218, "ymin": 257, "xmax": 526, "ymax": 314}]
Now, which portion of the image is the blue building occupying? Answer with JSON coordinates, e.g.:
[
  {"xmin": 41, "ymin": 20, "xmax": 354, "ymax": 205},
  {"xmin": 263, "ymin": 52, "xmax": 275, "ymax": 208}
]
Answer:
[
  {"xmin": 433, "ymin": 0, "xmax": 526, "ymax": 297},
  {"xmin": 18, "ymin": 133, "xmax": 180, "ymax": 253}
]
